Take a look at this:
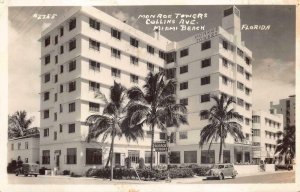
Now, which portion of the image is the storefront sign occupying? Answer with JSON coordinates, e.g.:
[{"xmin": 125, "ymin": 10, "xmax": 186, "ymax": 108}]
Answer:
[{"xmin": 154, "ymin": 141, "xmax": 168, "ymax": 152}]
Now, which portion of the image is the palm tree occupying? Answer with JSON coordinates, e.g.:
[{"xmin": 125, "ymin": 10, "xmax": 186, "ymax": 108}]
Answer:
[
  {"xmin": 85, "ymin": 81, "xmax": 143, "ymax": 181},
  {"xmin": 126, "ymin": 71, "xmax": 188, "ymax": 169},
  {"xmin": 8, "ymin": 110, "xmax": 34, "ymax": 139},
  {"xmin": 275, "ymin": 125, "xmax": 295, "ymax": 164},
  {"xmin": 199, "ymin": 94, "xmax": 244, "ymax": 164}
]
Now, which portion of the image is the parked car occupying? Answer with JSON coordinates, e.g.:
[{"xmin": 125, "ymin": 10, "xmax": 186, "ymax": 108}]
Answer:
[
  {"xmin": 15, "ymin": 163, "xmax": 39, "ymax": 177},
  {"xmin": 205, "ymin": 163, "xmax": 238, "ymax": 180}
]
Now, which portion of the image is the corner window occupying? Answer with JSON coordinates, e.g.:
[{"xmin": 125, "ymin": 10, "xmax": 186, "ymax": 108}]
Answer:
[
  {"xmin": 69, "ymin": 18, "xmax": 76, "ymax": 31},
  {"xmin": 43, "ymin": 110, "xmax": 49, "ymax": 119},
  {"xmin": 44, "ymin": 73, "xmax": 50, "ymax": 83},
  {"xmin": 44, "ymin": 36, "xmax": 50, "ymax": 47},
  {"xmin": 60, "ymin": 27, "xmax": 64, "ymax": 36},
  {"xmin": 44, "ymin": 92, "xmax": 50, "ymax": 101}
]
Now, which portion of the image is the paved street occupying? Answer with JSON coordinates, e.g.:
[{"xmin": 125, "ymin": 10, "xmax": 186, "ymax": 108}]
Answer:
[{"xmin": 7, "ymin": 171, "xmax": 294, "ymax": 184}]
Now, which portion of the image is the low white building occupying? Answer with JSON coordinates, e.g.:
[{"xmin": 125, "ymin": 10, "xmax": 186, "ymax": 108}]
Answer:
[
  {"xmin": 7, "ymin": 134, "xmax": 40, "ymax": 164},
  {"xmin": 252, "ymin": 111, "xmax": 283, "ymax": 164}
]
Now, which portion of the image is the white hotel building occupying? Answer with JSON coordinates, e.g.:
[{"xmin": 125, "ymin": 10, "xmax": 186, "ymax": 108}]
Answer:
[{"xmin": 39, "ymin": 6, "xmax": 253, "ymax": 174}]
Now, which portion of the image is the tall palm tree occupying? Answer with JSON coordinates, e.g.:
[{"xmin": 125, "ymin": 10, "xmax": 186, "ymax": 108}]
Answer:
[
  {"xmin": 126, "ymin": 71, "xmax": 188, "ymax": 169},
  {"xmin": 8, "ymin": 110, "xmax": 34, "ymax": 139},
  {"xmin": 199, "ymin": 94, "xmax": 244, "ymax": 164},
  {"xmin": 85, "ymin": 81, "xmax": 144, "ymax": 181},
  {"xmin": 275, "ymin": 125, "xmax": 295, "ymax": 164}
]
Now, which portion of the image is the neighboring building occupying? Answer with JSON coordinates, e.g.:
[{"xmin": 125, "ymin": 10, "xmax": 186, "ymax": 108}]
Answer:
[
  {"xmin": 39, "ymin": 6, "xmax": 253, "ymax": 174},
  {"xmin": 252, "ymin": 111, "xmax": 283, "ymax": 164},
  {"xmin": 166, "ymin": 6, "xmax": 253, "ymax": 165},
  {"xmin": 7, "ymin": 134, "xmax": 40, "ymax": 164},
  {"xmin": 270, "ymin": 95, "xmax": 296, "ymax": 130}
]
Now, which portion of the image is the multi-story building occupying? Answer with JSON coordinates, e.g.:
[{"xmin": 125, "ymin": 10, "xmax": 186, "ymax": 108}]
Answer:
[
  {"xmin": 270, "ymin": 95, "xmax": 296, "ymax": 130},
  {"xmin": 39, "ymin": 6, "xmax": 253, "ymax": 174},
  {"xmin": 166, "ymin": 6, "xmax": 253, "ymax": 165},
  {"xmin": 252, "ymin": 111, "xmax": 283, "ymax": 164},
  {"xmin": 7, "ymin": 134, "xmax": 40, "ymax": 164}
]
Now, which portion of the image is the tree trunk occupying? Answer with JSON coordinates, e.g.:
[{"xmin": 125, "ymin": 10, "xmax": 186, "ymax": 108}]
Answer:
[
  {"xmin": 110, "ymin": 134, "xmax": 115, "ymax": 181},
  {"xmin": 105, "ymin": 146, "xmax": 113, "ymax": 167},
  {"xmin": 219, "ymin": 138, "xmax": 223, "ymax": 163},
  {"xmin": 150, "ymin": 122, "xmax": 155, "ymax": 170}
]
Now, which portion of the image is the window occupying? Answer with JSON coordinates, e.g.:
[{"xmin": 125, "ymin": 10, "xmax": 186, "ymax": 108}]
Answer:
[
  {"xmin": 89, "ymin": 39, "xmax": 100, "ymax": 51},
  {"xmin": 111, "ymin": 68, "xmax": 121, "ymax": 78},
  {"xmin": 60, "ymin": 84, "xmax": 64, "ymax": 93},
  {"xmin": 245, "ymin": 87, "xmax": 251, "ymax": 95},
  {"xmin": 224, "ymin": 7, "xmax": 233, "ymax": 17},
  {"xmin": 60, "ymin": 27, "xmax": 64, "ymax": 36},
  {"xmin": 69, "ymin": 18, "xmax": 76, "ymax": 31},
  {"xmin": 54, "ymin": 131, "xmax": 57, "ymax": 140},
  {"xmin": 159, "ymin": 51, "xmax": 165, "ymax": 59},
  {"xmin": 180, "ymin": 98, "xmax": 188, "ymax": 106},
  {"xmin": 89, "ymin": 18, "xmax": 100, "ymax": 30},
  {"xmin": 44, "ymin": 92, "xmax": 50, "ymax": 101},
  {"xmin": 223, "ymin": 150, "xmax": 230, "ymax": 163},
  {"xmin": 222, "ymin": 76, "xmax": 228, "ymax": 85},
  {"xmin": 237, "ymin": 82, "xmax": 244, "ymax": 91},
  {"xmin": 86, "ymin": 148, "xmax": 102, "ymax": 165},
  {"xmin": 89, "ymin": 60, "xmax": 100, "ymax": 71},
  {"xmin": 128, "ymin": 150, "xmax": 140, "ymax": 163},
  {"xmin": 55, "ymin": 35, "xmax": 58, "ymax": 45},
  {"xmin": 180, "ymin": 82, "xmax": 188, "ymax": 90},
  {"xmin": 130, "ymin": 37, "xmax": 139, "ymax": 47},
  {"xmin": 165, "ymin": 51, "xmax": 176, "ymax": 63},
  {"xmin": 130, "ymin": 56, "xmax": 139, "ymax": 65},
  {"xmin": 253, "ymin": 129, "xmax": 260, "ymax": 136},
  {"xmin": 237, "ymin": 98, "xmax": 244, "ymax": 106},
  {"xmin": 25, "ymin": 141, "xmax": 28, "ymax": 149},
  {"xmin": 58, "ymin": 125, "xmax": 62, "ymax": 133},
  {"xmin": 89, "ymin": 81, "xmax": 100, "ymax": 91},
  {"xmin": 69, "ymin": 39, "xmax": 76, "ymax": 51},
  {"xmin": 147, "ymin": 45, "xmax": 154, "ymax": 54},
  {"xmin": 245, "ymin": 72, "xmax": 251, "ymax": 80},
  {"xmin": 67, "ymin": 148, "xmax": 77, "ymax": 164},
  {"xmin": 170, "ymin": 151, "xmax": 180, "ymax": 164},
  {"xmin": 89, "ymin": 102, "xmax": 100, "ymax": 112},
  {"xmin": 184, "ymin": 151, "xmax": 197, "ymax": 163},
  {"xmin": 44, "ymin": 73, "xmax": 50, "ymax": 83},
  {"xmin": 201, "ymin": 76, "xmax": 210, "ymax": 85},
  {"xmin": 18, "ymin": 142, "xmax": 21, "ymax": 150},
  {"xmin": 222, "ymin": 58, "xmax": 228, "ymax": 67},
  {"xmin": 69, "ymin": 102, "xmax": 76, "ymax": 112},
  {"xmin": 222, "ymin": 40, "xmax": 228, "ymax": 49},
  {"xmin": 44, "ymin": 128, "xmax": 49, "ymax": 137},
  {"xmin": 245, "ymin": 57, "xmax": 251, "ymax": 65},
  {"xmin": 68, "ymin": 123, "xmax": 75, "ymax": 133},
  {"xmin": 166, "ymin": 68, "xmax": 176, "ymax": 79},
  {"xmin": 237, "ymin": 48, "xmax": 244, "ymax": 58},
  {"xmin": 147, "ymin": 62, "xmax": 154, "ymax": 72},
  {"xmin": 160, "ymin": 154, "xmax": 167, "ymax": 164},
  {"xmin": 60, "ymin": 65, "xmax": 64, "ymax": 73},
  {"xmin": 42, "ymin": 150, "xmax": 50, "ymax": 164},
  {"xmin": 179, "ymin": 131, "xmax": 187, "ymax": 139},
  {"xmin": 111, "ymin": 48, "xmax": 121, "ymax": 59},
  {"xmin": 200, "ymin": 110, "xmax": 209, "ymax": 120},
  {"xmin": 43, "ymin": 110, "xmax": 49, "ymax": 119},
  {"xmin": 60, "ymin": 45, "xmax": 64, "ymax": 54},
  {"xmin": 68, "ymin": 81, "xmax": 76, "ymax": 92},
  {"xmin": 237, "ymin": 64, "xmax": 244, "ymax": 74},
  {"xmin": 44, "ymin": 36, "xmax": 50, "ymax": 47},
  {"xmin": 180, "ymin": 48, "xmax": 189, "ymax": 57},
  {"xmin": 201, "ymin": 58, "xmax": 211, "ymax": 68},
  {"xmin": 44, "ymin": 54, "xmax": 50, "ymax": 65},
  {"xmin": 201, "ymin": 94, "xmax": 210, "ymax": 103},
  {"xmin": 69, "ymin": 60, "xmax": 76, "ymax": 72},
  {"xmin": 54, "ymin": 112, "xmax": 57, "ymax": 121},
  {"xmin": 130, "ymin": 74, "xmax": 139, "ymax": 83},
  {"xmin": 55, "ymin": 55, "xmax": 58, "ymax": 64},
  {"xmin": 201, "ymin": 40, "xmax": 211, "ymax": 50},
  {"xmin": 201, "ymin": 150, "xmax": 215, "ymax": 164},
  {"xmin": 180, "ymin": 65, "xmax": 188, "ymax": 74},
  {"xmin": 54, "ymin": 93, "xmax": 57, "ymax": 102},
  {"xmin": 145, "ymin": 151, "xmax": 155, "ymax": 164},
  {"xmin": 252, "ymin": 116, "xmax": 260, "ymax": 123},
  {"xmin": 253, "ymin": 142, "xmax": 260, "ymax": 146},
  {"xmin": 111, "ymin": 28, "xmax": 121, "ymax": 40},
  {"xmin": 245, "ymin": 103, "xmax": 250, "ymax": 110},
  {"xmin": 60, "ymin": 104, "xmax": 63, "ymax": 113},
  {"xmin": 160, "ymin": 132, "xmax": 167, "ymax": 140}
]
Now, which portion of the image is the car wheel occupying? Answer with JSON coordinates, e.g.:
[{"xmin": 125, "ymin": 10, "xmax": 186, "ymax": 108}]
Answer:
[
  {"xmin": 34, "ymin": 174, "xmax": 38, "ymax": 177},
  {"xmin": 232, "ymin": 175, "xmax": 236, "ymax": 179},
  {"xmin": 15, "ymin": 172, "xmax": 19, "ymax": 176},
  {"xmin": 25, "ymin": 174, "xmax": 28, "ymax": 177},
  {"xmin": 219, "ymin": 173, "xmax": 224, "ymax": 180}
]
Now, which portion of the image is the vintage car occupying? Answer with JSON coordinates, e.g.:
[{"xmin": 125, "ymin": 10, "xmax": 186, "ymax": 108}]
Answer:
[
  {"xmin": 15, "ymin": 163, "xmax": 39, "ymax": 177},
  {"xmin": 205, "ymin": 163, "xmax": 238, "ymax": 180}
]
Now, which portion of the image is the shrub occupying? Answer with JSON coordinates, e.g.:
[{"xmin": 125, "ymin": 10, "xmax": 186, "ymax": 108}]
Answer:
[
  {"xmin": 125, "ymin": 158, "xmax": 131, "ymax": 169},
  {"xmin": 70, "ymin": 172, "xmax": 81, "ymax": 177},
  {"xmin": 63, "ymin": 170, "xmax": 70, "ymax": 175},
  {"xmin": 138, "ymin": 158, "xmax": 145, "ymax": 169},
  {"xmin": 275, "ymin": 164, "xmax": 293, "ymax": 171}
]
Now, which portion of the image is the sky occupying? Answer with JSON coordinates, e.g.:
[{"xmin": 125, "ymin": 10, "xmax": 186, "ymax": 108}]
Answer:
[{"xmin": 8, "ymin": 5, "xmax": 296, "ymax": 127}]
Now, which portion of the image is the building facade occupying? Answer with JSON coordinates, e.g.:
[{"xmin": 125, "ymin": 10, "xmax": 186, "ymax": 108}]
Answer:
[
  {"xmin": 270, "ymin": 95, "xmax": 295, "ymax": 130},
  {"xmin": 7, "ymin": 134, "xmax": 40, "ymax": 164},
  {"xmin": 252, "ymin": 111, "xmax": 283, "ymax": 164},
  {"xmin": 40, "ymin": 6, "xmax": 253, "ymax": 174}
]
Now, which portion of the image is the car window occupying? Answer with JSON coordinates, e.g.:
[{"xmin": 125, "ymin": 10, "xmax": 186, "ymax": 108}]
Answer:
[
  {"xmin": 224, "ymin": 165, "xmax": 228, "ymax": 168},
  {"xmin": 218, "ymin": 165, "xmax": 224, "ymax": 169}
]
